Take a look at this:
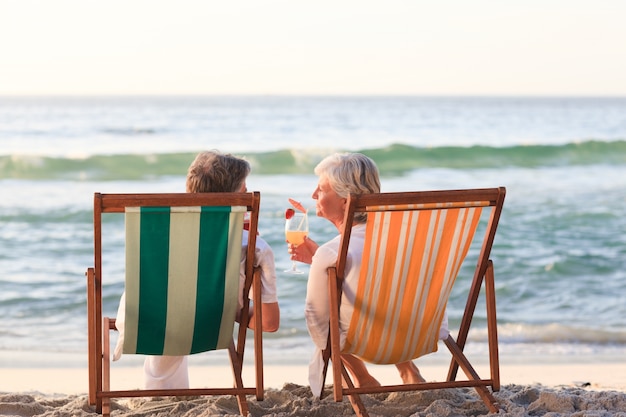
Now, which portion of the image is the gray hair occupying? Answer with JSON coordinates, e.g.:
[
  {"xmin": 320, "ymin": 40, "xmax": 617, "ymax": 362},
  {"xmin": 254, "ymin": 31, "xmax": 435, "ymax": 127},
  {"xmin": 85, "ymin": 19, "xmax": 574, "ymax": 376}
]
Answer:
[{"xmin": 314, "ymin": 152, "xmax": 380, "ymax": 223}]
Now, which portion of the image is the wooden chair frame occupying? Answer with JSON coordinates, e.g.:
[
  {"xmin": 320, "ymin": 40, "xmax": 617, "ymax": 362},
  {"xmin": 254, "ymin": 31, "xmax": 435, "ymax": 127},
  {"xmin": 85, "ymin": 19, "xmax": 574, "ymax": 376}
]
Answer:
[
  {"xmin": 86, "ymin": 192, "xmax": 264, "ymax": 416},
  {"xmin": 323, "ymin": 187, "xmax": 506, "ymax": 416}
]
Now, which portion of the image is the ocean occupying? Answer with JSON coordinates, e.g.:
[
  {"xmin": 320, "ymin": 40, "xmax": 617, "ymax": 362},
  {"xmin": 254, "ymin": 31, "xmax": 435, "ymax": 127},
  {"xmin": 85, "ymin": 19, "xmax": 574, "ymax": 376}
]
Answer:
[{"xmin": 1, "ymin": 96, "xmax": 625, "ymax": 369}]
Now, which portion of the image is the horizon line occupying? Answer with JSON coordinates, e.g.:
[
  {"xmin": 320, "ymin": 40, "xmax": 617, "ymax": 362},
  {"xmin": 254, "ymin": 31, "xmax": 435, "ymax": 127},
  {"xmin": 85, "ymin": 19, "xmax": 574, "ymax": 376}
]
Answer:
[{"xmin": 2, "ymin": 93, "xmax": 626, "ymax": 99}]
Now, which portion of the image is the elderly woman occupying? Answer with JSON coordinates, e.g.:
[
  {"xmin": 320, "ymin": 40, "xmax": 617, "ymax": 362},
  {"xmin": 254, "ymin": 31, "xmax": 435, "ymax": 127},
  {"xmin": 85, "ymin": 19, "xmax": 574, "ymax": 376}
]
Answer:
[{"xmin": 290, "ymin": 152, "xmax": 425, "ymax": 394}]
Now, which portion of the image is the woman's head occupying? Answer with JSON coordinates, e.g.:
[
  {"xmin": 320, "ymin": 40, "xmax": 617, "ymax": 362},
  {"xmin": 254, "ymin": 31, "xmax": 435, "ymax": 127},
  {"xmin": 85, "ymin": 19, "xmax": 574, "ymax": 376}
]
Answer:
[
  {"xmin": 314, "ymin": 153, "xmax": 381, "ymax": 198},
  {"xmin": 186, "ymin": 150, "xmax": 250, "ymax": 193},
  {"xmin": 313, "ymin": 153, "xmax": 380, "ymax": 225}
]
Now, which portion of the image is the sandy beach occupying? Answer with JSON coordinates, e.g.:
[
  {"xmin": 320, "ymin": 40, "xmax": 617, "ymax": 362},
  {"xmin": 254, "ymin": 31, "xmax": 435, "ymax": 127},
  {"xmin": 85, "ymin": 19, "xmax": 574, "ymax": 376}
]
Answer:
[{"xmin": 1, "ymin": 361, "xmax": 625, "ymax": 416}]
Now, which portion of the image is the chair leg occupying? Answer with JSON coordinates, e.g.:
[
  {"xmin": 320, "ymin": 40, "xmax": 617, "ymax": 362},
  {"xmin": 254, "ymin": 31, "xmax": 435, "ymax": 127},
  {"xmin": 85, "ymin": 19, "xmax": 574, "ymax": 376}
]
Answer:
[
  {"xmin": 340, "ymin": 363, "xmax": 369, "ymax": 417},
  {"xmin": 484, "ymin": 261, "xmax": 500, "ymax": 391},
  {"xmin": 319, "ymin": 344, "xmax": 331, "ymax": 399},
  {"xmin": 228, "ymin": 341, "xmax": 250, "ymax": 416},
  {"xmin": 444, "ymin": 336, "xmax": 499, "ymax": 413},
  {"xmin": 254, "ymin": 328, "xmax": 264, "ymax": 401},
  {"xmin": 86, "ymin": 268, "xmax": 97, "ymax": 406},
  {"xmin": 328, "ymin": 268, "xmax": 344, "ymax": 402},
  {"xmin": 102, "ymin": 317, "xmax": 112, "ymax": 417},
  {"xmin": 252, "ymin": 268, "xmax": 264, "ymax": 401}
]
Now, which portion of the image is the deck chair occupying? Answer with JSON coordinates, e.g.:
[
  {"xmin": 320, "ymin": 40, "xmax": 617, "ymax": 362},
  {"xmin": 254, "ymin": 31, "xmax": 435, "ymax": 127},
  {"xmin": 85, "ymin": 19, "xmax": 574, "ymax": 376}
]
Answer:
[
  {"xmin": 86, "ymin": 192, "xmax": 264, "ymax": 416},
  {"xmin": 320, "ymin": 187, "xmax": 506, "ymax": 416}
]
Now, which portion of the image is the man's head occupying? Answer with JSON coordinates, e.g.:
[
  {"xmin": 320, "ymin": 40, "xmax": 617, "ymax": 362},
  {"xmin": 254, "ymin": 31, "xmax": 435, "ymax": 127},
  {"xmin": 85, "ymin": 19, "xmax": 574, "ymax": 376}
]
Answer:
[{"xmin": 186, "ymin": 150, "xmax": 250, "ymax": 193}]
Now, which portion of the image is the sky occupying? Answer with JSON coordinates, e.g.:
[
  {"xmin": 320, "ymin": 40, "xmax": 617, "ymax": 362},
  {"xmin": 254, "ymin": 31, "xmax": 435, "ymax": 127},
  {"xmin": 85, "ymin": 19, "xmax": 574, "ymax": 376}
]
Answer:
[{"xmin": 1, "ymin": 0, "xmax": 626, "ymax": 96}]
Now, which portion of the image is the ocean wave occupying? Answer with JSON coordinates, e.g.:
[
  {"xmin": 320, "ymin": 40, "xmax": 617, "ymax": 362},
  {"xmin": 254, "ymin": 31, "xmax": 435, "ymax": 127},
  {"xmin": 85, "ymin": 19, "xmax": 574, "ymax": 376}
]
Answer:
[
  {"xmin": 1, "ymin": 140, "xmax": 624, "ymax": 180},
  {"xmin": 468, "ymin": 322, "xmax": 626, "ymax": 345},
  {"xmin": 100, "ymin": 127, "xmax": 159, "ymax": 136}
]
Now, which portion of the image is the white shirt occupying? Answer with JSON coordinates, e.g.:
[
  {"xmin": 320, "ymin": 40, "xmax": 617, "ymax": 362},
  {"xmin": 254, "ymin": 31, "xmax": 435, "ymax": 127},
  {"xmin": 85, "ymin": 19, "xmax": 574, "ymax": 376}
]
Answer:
[
  {"xmin": 304, "ymin": 224, "xmax": 366, "ymax": 353},
  {"xmin": 304, "ymin": 224, "xmax": 366, "ymax": 394}
]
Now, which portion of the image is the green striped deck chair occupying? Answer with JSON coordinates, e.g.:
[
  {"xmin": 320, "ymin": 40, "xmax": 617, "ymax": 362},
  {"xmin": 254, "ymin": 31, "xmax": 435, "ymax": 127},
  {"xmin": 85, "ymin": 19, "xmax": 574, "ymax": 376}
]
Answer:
[
  {"xmin": 87, "ymin": 192, "xmax": 263, "ymax": 417},
  {"xmin": 323, "ymin": 187, "xmax": 505, "ymax": 417},
  {"xmin": 123, "ymin": 205, "xmax": 243, "ymax": 356}
]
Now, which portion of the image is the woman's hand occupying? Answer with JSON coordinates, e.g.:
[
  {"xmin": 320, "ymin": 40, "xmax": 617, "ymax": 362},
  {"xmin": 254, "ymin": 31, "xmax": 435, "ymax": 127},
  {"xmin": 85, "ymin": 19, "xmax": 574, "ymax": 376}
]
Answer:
[{"xmin": 288, "ymin": 236, "xmax": 318, "ymax": 265}]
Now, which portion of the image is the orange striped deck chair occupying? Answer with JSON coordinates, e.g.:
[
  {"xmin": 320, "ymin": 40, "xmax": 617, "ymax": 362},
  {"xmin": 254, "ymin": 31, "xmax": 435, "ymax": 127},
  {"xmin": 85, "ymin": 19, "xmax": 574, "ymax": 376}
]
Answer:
[
  {"xmin": 323, "ymin": 187, "xmax": 505, "ymax": 416},
  {"xmin": 86, "ymin": 192, "xmax": 264, "ymax": 417}
]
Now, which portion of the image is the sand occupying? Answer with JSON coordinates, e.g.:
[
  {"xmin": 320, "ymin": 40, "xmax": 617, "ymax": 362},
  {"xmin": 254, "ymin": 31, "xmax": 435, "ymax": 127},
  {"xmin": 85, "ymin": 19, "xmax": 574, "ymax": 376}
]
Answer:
[{"xmin": 1, "ymin": 362, "xmax": 626, "ymax": 416}]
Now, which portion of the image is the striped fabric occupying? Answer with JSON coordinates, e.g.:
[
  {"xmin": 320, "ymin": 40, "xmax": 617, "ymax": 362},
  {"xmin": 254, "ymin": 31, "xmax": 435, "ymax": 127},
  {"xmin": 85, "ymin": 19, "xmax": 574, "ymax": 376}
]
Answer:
[
  {"xmin": 344, "ymin": 205, "xmax": 483, "ymax": 364},
  {"xmin": 123, "ymin": 205, "xmax": 245, "ymax": 356}
]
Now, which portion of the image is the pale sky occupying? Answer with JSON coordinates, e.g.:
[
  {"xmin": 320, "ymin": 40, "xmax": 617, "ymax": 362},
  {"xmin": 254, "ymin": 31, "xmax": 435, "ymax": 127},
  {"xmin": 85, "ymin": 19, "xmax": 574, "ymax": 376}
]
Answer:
[{"xmin": 1, "ymin": 0, "xmax": 625, "ymax": 96}]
